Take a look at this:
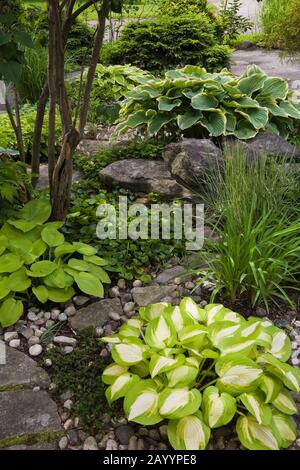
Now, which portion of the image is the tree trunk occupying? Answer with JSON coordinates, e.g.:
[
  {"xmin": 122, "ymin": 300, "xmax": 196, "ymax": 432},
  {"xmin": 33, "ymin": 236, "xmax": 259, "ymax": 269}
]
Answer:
[
  {"xmin": 31, "ymin": 82, "xmax": 49, "ymax": 185},
  {"xmin": 5, "ymin": 84, "xmax": 25, "ymax": 162}
]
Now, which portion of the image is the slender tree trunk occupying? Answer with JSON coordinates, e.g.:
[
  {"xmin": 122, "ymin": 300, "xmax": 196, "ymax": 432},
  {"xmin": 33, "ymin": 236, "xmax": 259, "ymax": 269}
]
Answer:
[
  {"xmin": 31, "ymin": 83, "xmax": 49, "ymax": 185},
  {"xmin": 47, "ymin": 1, "xmax": 57, "ymax": 195},
  {"xmin": 5, "ymin": 84, "xmax": 25, "ymax": 162}
]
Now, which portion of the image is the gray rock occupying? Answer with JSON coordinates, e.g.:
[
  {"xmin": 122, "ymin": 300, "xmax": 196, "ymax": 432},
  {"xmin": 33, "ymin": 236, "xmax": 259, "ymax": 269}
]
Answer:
[
  {"xmin": 115, "ymin": 424, "xmax": 135, "ymax": 445},
  {"xmin": 21, "ymin": 327, "xmax": 34, "ymax": 340},
  {"xmin": 246, "ymin": 132, "xmax": 300, "ymax": 160},
  {"xmin": 106, "ymin": 438, "xmax": 118, "ymax": 450},
  {"xmin": 58, "ymin": 313, "xmax": 67, "ymax": 322},
  {"xmin": 4, "ymin": 332, "xmax": 18, "ymax": 342},
  {"xmin": 123, "ymin": 302, "xmax": 135, "ymax": 314},
  {"xmin": 29, "ymin": 344, "xmax": 43, "ymax": 357},
  {"xmin": 237, "ymin": 40, "xmax": 257, "ymax": 50},
  {"xmin": 64, "ymin": 305, "xmax": 76, "ymax": 317},
  {"xmin": 9, "ymin": 339, "xmax": 20, "ymax": 348},
  {"xmin": 0, "ymin": 390, "xmax": 62, "ymax": 447},
  {"xmin": 67, "ymin": 429, "xmax": 80, "ymax": 446},
  {"xmin": 53, "ymin": 336, "xmax": 77, "ymax": 346},
  {"xmin": 133, "ymin": 280, "xmax": 143, "ymax": 288},
  {"xmin": 0, "ymin": 347, "xmax": 50, "ymax": 390},
  {"xmin": 156, "ymin": 266, "xmax": 185, "ymax": 284},
  {"xmin": 58, "ymin": 436, "xmax": 69, "ymax": 450},
  {"xmin": 69, "ymin": 298, "xmax": 123, "ymax": 330},
  {"xmin": 73, "ymin": 296, "xmax": 89, "ymax": 307},
  {"xmin": 83, "ymin": 436, "xmax": 98, "ymax": 450},
  {"xmin": 163, "ymin": 139, "xmax": 223, "ymax": 188},
  {"xmin": 99, "ymin": 159, "xmax": 190, "ymax": 200},
  {"xmin": 131, "ymin": 285, "xmax": 176, "ymax": 307}
]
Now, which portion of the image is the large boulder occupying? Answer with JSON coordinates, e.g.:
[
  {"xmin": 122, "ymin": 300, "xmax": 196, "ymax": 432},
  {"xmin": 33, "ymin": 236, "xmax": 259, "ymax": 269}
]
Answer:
[
  {"xmin": 246, "ymin": 132, "xmax": 300, "ymax": 160},
  {"xmin": 99, "ymin": 159, "xmax": 190, "ymax": 199},
  {"xmin": 162, "ymin": 139, "xmax": 223, "ymax": 187}
]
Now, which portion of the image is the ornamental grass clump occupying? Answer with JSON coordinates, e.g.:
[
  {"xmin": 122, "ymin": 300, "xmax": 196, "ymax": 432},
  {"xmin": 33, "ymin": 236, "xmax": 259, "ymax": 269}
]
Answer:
[{"xmin": 102, "ymin": 298, "xmax": 300, "ymax": 450}]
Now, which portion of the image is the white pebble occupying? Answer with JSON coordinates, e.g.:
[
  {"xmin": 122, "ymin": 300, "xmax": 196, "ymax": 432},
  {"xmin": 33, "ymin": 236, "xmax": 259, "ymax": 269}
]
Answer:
[
  {"xmin": 117, "ymin": 279, "xmax": 126, "ymax": 290},
  {"xmin": 4, "ymin": 331, "xmax": 18, "ymax": 342},
  {"xmin": 132, "ymin": 280, "xmax": 142, "ymax": 287},
  {"xmin": 58, "ymin": 313, "xmax": 67, "ymax": 321},
  {"xmin": 29, "ymin": 344, "xmax": 43, "ymax": 356},
  {"xmin": 33, "ymin": 386, "xmax": 40, "ymax": 392},
  {"xmin": 45, "ymin": 320, "xmax": 55, "ymax": 328},
  {"xmin": 28, "ymin": 336, "xmax": 40, "ymax": 346},
  {"xmin": 95, "ymin": 327, "xmax": 104, "ymax": 336},
  {"xmin": 64, "ymin": 346, "xmax": 74, "ymax": 354},
  {"xmin": 53, "ymin": 336, "xmax": 77, "ymax": 346},
  {"xmin": 65, "ymin": 305, "xmax": 76, "ymax": 317},
  {"xmin": 292, "ymin": 358, "xmax": 300, "ymax": 366},
  {"xmin": 108, "ymin": 312, "xmax": 121, "ymax": 321},
  {"xmin": 64, "ymin": 399, "xmax": 73, "ymax": 410},
  {"xmin": 59, "ymin": 436, "xmax": 69, "ymax": 450},
  {"xmin": 64, "ymin": 418, "xmax": 73, "ymax": 430},
  {"xmin": 44, "ymin": 358, "xmax": 52, "ymax": 367},
  {"xmin": 9, "ymin": 339, "xmax": 20, "ymax": 348},
  {"xmin": 27, "ymin": 311, "xmax": 38, "ymax": 321},
  {"xmin": 44, "ymin": 312, "xmax": 51, "ymax": 320},
  {"xmin": 123, "ymin": 302, "xmax": 135, "ymax": 314},
  {"xmin": 51, "ymin": 309, "xmax": 60, "ymax": 320},
  {"xmin": 83, "ymin": 436, "xmax": 98, "ymax": 450},
  {"xmin": 34, "ymin": 329, "xmax": 43, "ymax": 337}
]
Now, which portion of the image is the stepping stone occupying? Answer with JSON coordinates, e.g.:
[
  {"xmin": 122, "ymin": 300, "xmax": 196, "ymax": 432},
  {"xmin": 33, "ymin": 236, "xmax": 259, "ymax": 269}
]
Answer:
[
  {"xmin": 0, "ymin": 347, "xmax": 50, "ymax": 391},
  {"xmin": 131, "ymin": 285, "xmax": 176, "ymax": 307},
  {"xmin": 0, "ymin": 390, "xmax": 63, "ymax": 449},
  {"xmin": 69, "ymin": 298, "xmax": 123, "ymax": 330}
]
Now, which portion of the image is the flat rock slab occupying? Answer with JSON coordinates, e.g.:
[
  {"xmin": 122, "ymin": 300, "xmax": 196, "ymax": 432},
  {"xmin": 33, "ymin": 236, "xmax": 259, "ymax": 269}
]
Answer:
[
  {"xmin": 155, "ymin": 266, "xmax": 185, "ymax": 285},
  {"xmin": 0, "ymin": 347, "xmax": 50, "ymax": 391},
  {"xmin": 131, "ymin": 285, "xmax": 176, "ymax": 307},
  {"xmin": 0, "ymin": 390, "xmax": 62, "ymax": 448},
  {"xmin": 69, "ymin": 298, "xmax": 123, "ymax": 330}
]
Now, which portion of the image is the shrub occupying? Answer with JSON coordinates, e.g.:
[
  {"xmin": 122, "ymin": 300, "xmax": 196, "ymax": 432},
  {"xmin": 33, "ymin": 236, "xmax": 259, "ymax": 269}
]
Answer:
[
  {"xmin": 68, "ymin": 64, "xmax": 153, "ymax": 125},
  {"xmin": 102, "ymin": 297, "xmax": 300, "ymax": 450},
  {"xmin": 192, "ymin": 146, "xmax": 300, "ymax": 308},
  {"xmin": 160, "ymin": 0, "xmax": 208, "ymax": 16},
  {"xmin": 115, "ymin": 65, "xmax": 300, "ymax": 140},
  {"xmin": 0, "ymin": 199, "xmax": 110, "ymax": 327},
  {"xmin": 18, "ymin": 46, "xmax": 48, "ymax": 103},
  {"xmin": 101, "ymin": 15, "xmax": 231, "ymax": 72}
]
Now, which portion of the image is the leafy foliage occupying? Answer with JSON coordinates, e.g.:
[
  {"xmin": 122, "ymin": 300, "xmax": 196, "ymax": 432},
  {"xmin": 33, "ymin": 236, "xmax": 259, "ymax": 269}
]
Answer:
[
  {"xmin": 115, "ymin": 65, "xmax": 300, "ymax": 140},
  {"xmin": 17, "ymin": 46, "xmax": 48, "ymax": 104},
  {"xmin": 102, "ymin": 298, "xmax": 300, "ymax": 450},
  {"xmin": 0, "ymin": 199, "xmax": 110, "ymax": 327},
  {"xmin": 219, "ymin": 0, "xmax": 253, "ymax": 41},
  {"xmin": 101, "ymin": 15, "xmax": 231, "ymax": 72},
  {"xmin": 160, "ymin": 0, "xmax": 208, "ymax": 16}
]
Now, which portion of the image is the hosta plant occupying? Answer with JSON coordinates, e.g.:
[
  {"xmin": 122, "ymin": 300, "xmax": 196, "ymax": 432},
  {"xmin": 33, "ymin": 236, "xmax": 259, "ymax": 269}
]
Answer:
[
  {"xmin": 0, "ymin": 199, "xmax": 110, "ymax": 327},
  {"xmin": 115, "ymin": 64, "xmax": 300, "ymax": 139},
  {"xmin": 101, "ymin": 298, "xmax": 300, "ymax": 450}
]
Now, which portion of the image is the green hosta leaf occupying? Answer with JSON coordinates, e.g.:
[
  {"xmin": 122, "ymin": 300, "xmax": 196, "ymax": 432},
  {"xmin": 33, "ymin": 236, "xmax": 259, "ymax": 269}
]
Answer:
[
  {"xmin": 126, "ymin": 110, "xmax": 148, "ymax": 128},
  {"xmin": 131, "ymin": 361, "xmax": 150, "ymax": 378},
  {"xmin": 279, "ymin": 101, "xmax": 300, "ymax": 119},
  {"xmin": 202, "ymin": 386, "xmax": 236, "ymax": 428},
  {"xmin": 19, "ymin": 200, "xmax": 51, "ymax": 225},
  {"xmin": 259, "ymin": 77, "xmax": 288, "ymax": 100},
  {"xmin": 112, "ymin": 339, "xmax": 147, "ymax": 366},
  {"xmin": 68, "ymin": 258, "xmax": 90, "ymax": 271},
  {"xmin": 102, "ymin": 363, "xmax": 128, "ymax": 385},
  {"xmin": 73, "ymin": 242, "xmax": 97, "ymax": 256},
  {"xmin": 31, "ymin": 239, "xmax": 47, "ymax": 258},
  {"xmin": 239, "ymin": 391, "xmax": 272, "ymax": 425},
  {"xmin": 148, "ymin": 112, "xmax": 175, "ymax": 135},
  {"xmin": 74, "ymin": 272, "xmax": 104, "ymax": 297},
  {"xmin": 166, "ymin": 363, "xmax": 199, "ymax": 388},
  {"xmin": 168, "ymin": 412, "xmax": 210, "ymax": 450},
  {"xmin": 191, "ymin": 93, "xmax": 218, "ymax": 111},
  {"xmin": 6, "ymin": 268, "xmax": 31, "ymax": 292},
  {"xmin": 0, "ymin": 280, "xmax": 10, "ymax": 300},
  {"xmin": 105, "ymin": 372, "xmax": 140, "ymax": 404},
  {"xmin": 216, "ymin": 354, "xmax": 263, "ymax": 395},
  {"xmin": 27, "ymin": 261, "xmax": 57, "ymax": 277},
  {"xmin": 158, "ymin": 97, "xmax": 181, "ymax": 111},
  {"xmin": 0, "ymin": 235, "xmax": 8, "ymax": 255},
  {"xmin": 0, "ymin": 298, "xmax": 23, "ymax": 327},
  {"xmin": 0, "ymin": 253, "xmax": 24, "ymax": 273},
  {"xmin": 177, "ymin": 110, "xmax": 202, "ymax": 130},
  {"xmin": 236, "ymin": 415, "xmax": 279, "ymax": 450},
  {"xmin": 139, "ymin": 303, "xmax": 168, "ymax": 322},
  {"xmin": 144, "ymin": 314, "xmax": 176, "ymax": 349},
  {"xmin": 237, "ymin": 73, "xmax": 267, "ymax": 95},
  {"xmin": 8, "ymin": 219, "xmax": 37, "ymax": 232},
  {"xmin": 259, "ymin": 374, "xmax": 282, "ymax": 403},
  {"xmin": 83, "ymin": 255, "xmax": 107, "ymax": 266},
  {"xmin": 87, "ymin": 264, "xmax": 110, "ymax": 283},
  {"xmin": 208, "ymin": 321, "xmax": 241, "ymax": 348},
  {"xmin": 201, "ymin": 109, "xmax": 226, "ymax": 137},
  {"xmin": 272, "ymin": 389, "xmax": 297, "ymax": 415},
  {"xmin": 124, "ymin": 380, "xmax": 162, "ymax": 425},
  {"xmin": 267, "ymin": 328, "xmax": 292, "ymax": 362},
  {"xmin": 272, "ymin": 411, "xmax": 297, "ymax": 449},
  {"xmin": 44, "ymin": 267, "xmax": 73, "ymax": 289},
  {"xmin": 47, "ymin": 286, "xmax": 75, "ymax": 303},
  {"xmin": 41, "ymin": 225, "xmax": 64, "ymax": 247},
  {"xmin": 180, "ymin": 297, "xmax": 206, "ymax": 322},
  {"xmin": 158, "ymin": 388, "xmax": 202, "ymax": 420},
  {"xmin": 178, "ymin": 324, "xmax": 207, "ymax": 347},
  {"xmin": 32, "ymin": 285, "xmax": 49, "ymax": 304},
  {"xmin": 54, "ymin": 243, "xmax": 76, "ymax": 257},
  {"xmin": 232, "ymin": 119, "xmax": 257, "ymax": 139},
  {"xmin": 149, "ymin": 353, "xmax": 185, "ymax": 378},
  {"xmin": 239, "ymin": 107, "xmax": 269, "ymax": 130}
]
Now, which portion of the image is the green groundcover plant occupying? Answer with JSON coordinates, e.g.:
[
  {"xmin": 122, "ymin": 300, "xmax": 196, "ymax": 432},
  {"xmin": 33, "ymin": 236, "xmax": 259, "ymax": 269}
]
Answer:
[
  {"xmin": 0, "ymin": 199, "xmax": 110, "ymax": 327},
  {"xmin": 102, "ymin": 298, "xmax": 300, "ymax": 450},
  {"xmin": 115, "ymin": 64, "xmax": 300, "ymax": 140}
]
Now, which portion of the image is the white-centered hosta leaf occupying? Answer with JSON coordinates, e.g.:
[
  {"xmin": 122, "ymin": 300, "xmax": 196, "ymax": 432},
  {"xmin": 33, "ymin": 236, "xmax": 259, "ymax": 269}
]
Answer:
[
  {"xmin": 240, "ymin": 319, "xmax": 262, "ymax": 338},
  {"xmin": 271, "ymin": 410, "xmax": 297, "ymax": 449},
  {"xmin": 111, "ymin": 339, "xmax": 147, "ymax": 366},
  {"xmin": 236, "ymin": 415, "xmax": 279, "ymax": 450},
  {"xmin": 202, "ymin": 386, "xmax": 236, "ymax": 428},
  {"xmin": 178, "ymin": 324, "xmax": 207, "ymax": 346},
  {"xmin": 170, "ymin": 305, "xmax": 194, "ymax": 332},
  {"xmin": 158, "ymin": 387, "xmax": 202, "ymax": 419},
  {"xmin": 239, "ymin": 391, "xmax": 272, "ymax": 425},
  {"xmin": 166, "ymin": 364, "xmax": 199, "ymax": 388},
  {"xmin": 208, "ymin": 321, "xmax": 241, "ymax": 348},
  {"xmin": 144, "ymin": 314, "xmax": 176, "ymax": 349},
  {"xmin": 149, "ymin": 353, "xmax": 185, "ymax": 378},
  {"xmin": 257, "ymin": 353, "xmax": 300, "ymax": 392},
  {"xmin": 102, "ymin": 363, "xmax": 128, "ymax": 384},
  {"xmin": 272, "ymin": 388, "xmax": 297, "ymax": 415},
  {"xmin": 259, "ymin": 374, "xmax": 282, "ymax": 403},
  {"xmin": 216, "ymin": 354, "xmax": 263, "ymax": 395},
  {"xmin": 101, "ymin": 335, "xmax": 121, "ymax": 344},
  {"xmin": 118, "ymin": 323, "xmax": 141, "ymax": 339},
  {"xmin": 205, "ymin": 304, "xmax": 243, "ymax": 325},
  {"xmin": 267, "ymin": 328, "xmax": 292, "ymax": 362},
  {"xmin": 168, "ymin": 412, "xmax": 210, "ymax": 450},
  {"xmin": 218, "ymin": 336, "xmax": 256, "ymax": 356},
  {"xmin": 180, "ymin": 297, "xmax": 206, "ymax": 322},
  {"xmin": 139, "ymin": 303, "xmax": 168, "ymax": 322},
  {"xmin": 105, "ymin": 372, "xmax": 140, "ymax": 404},
  {"xmin": 124, "ymin": 380, "xmax": 162, "ymax": 425}
]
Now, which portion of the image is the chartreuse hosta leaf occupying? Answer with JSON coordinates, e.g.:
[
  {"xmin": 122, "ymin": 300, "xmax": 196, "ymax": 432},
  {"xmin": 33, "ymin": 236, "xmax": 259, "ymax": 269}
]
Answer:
[
  {"xmin": 118, "ymin": 323, "xmax": 141, "ymax": 339},
  {"xmin": 205, "ymin": 304, "xmax": 243, "ymax": 325},
  {"xmin": 144, "ymin": 314, "xmax": 176, "ymax": 349},
  {"xmin": 102, "ymin": 363, "xmax": 128, "ymax": 384},
  {"xmin": 202, "ymin": 386, "xmax": 236, "ymax": 428},
  {"xmin": 169, "ymin": 305, "xmax": 194, "ymax": 332},
  {"xmin": 236, "ymin": 415, "xmax": 279, "ymax": 450},
  {"xmin": 124, "ymin": 380, "xmax": 162, "ymax": 425},
  {"xmin": 168, "ymin": 412, "xmax": 210, "ymax": 450},
  {"xmin": 216, "ymin": 354, "xmax": 263, "ymax": 395},
  {"xmin": 139, "ymin": 303, "xmax": 168, "ymax": 322},
  {"xmin": 208, "ymin": 321, "xmax": 241, "ymax": 348},
  {"xmin": 0, "ymin": 298, "xmax": 23, "ymax": 327},
  {"xmin": 271, "ymin": 411, "xmax": 297, "ymax": 449},
  {"xmin": 112, "ymin": 338, "xmax": 148, "ymax": 366},
  {"xmin": 166, "ymin": 362, "xmax": 199, "ymax": 388},
  {"xmin": 105, "ymin": 372, "xmax": 140, "ymax": 404},
  {"xmin": 178, "ymin": 324, "xmax": 207, "ymax": 347},
  {"xmin": 259, "ymin": 374, "xmax": 282, "ymax": 403},
  {"xmin": 180, "ymin": 297, "xmax": 206, "ymax": 322},
  {"xmin": 272, "ymin": 389, "xmax": 297, "ymax": 415},
  {"xmin": 257, "ymin": 353, "xmax": 300, "ymax": 392},
  {"xmin": 266, "ymin": 327, "xmax": 292, "ymax": 362},
  {"xmin": 158, "ymin": 388, "xmax": 202, "ymax": 420},
  {"xmin": 149, "ymin": 354, "xmax": 185, "ymax": 378},
  {"xmin": 239, "ymin": 391, "xmax": 272, "ymax": 425}
]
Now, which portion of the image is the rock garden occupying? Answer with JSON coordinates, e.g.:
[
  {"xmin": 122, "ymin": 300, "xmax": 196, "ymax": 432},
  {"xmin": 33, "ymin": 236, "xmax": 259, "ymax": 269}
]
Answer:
[{"xmin": 1, "ymin": 0, "xmax": 300, "ymax": 454}]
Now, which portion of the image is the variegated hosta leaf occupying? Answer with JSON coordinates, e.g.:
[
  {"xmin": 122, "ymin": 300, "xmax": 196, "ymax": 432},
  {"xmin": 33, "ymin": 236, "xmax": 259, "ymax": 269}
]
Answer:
[
  {"xmin": 101, "ymin": 335, "xmax": 121, "ymax": 344},
  {"xmin": 259, "ymin": 373, "xmax": 282, "ymax": 403},
  {"xmin": 166, "ymin": 363, "xmax": 199, "ymax": 388},
  {"xmin": 218, "ymin": 336, "xmax": 256, "ymax": 356},
  {"xmin": 180, "ymin": 297, "xmax": 206, "ymax": 322},
  {"xmin": 105, "ymin": 372, "xmax": 140, "ymax": 404},
  {"xmin": 168, "ymin": 412, "xmax": 210, "ymax": 450},
  {"xmin": 205, "ymin": 304, "xmax": 243, "ymax": 325},
  {"xmin": 266, "ymin": 327, "xmax": 292, "ymax": 362},
  {"xmin": 257, "ymin": 353, "xmax": 300, "ymax": 392},
  {"xmin": 102, "ymin": 363, "xmax": 128, "ymax": 385},
  {"xmin": 170, "ymin": 305, "xmax": 194, "ymax": 332},
  {"xmin": 111, "ymin": 338, "xmax": 147, "ymax": 366},
  {"xmin": 236, "ymin": 415, "xmax": 279, "ymax": 450},
  {"xmin": 216, "ymin": 354, "xmax": 263, "ymax": 395},
  {"xmin": 199, "ymin": 348, "xmax": 220, "ymax": 359},
  {"xmin": 118, "ymin": 323, "xmax": 141, "ymax": 339},
  {"xmin": 139, "ymin": 302, "xmax": 168, "ymax": 322},
  {"xmin": 202, "ymin": 386, "xmax": 236, "ymax": 428},
  {"xmin": 240, "ymin": 318, "xmax": 263, "ymax": 337},
  {"xmin": 127, "ymin": 318, "xmax": 144, "ymax": 329},
  {"xmin": 239, "ymin": 391, "xmax": 272, "ymax": 425},
  {"xmin": 130, "ymin": 360, "xmax": 150, "ymax": 378},
  {"xmin": 149, "ymin": 353, "xmax": 185, "ymax": 378},
  {"xmin": 271, "ymin": 410, "xmax": 297, "ymax": 449},
  {"xmin": 208, "ymin": 321, "xmax": 241, "ymax": 348},
  {"xmin": 272, "ymin": 388, "xmax": 297, "ymax": 415},
  {"xmin": 178, "ymin": 324, "xmax": 207, "ymax": 347},
  {"xmin": 144, "ymin": 314, "xmax": 177, "ymax": 349},
  {"xmin": 158, "ymin": 387, "xmax": 202, "ymax": 419},
  {"xmin": 124, "ymin": 379, "xmax": 162, "ymax": 425}
]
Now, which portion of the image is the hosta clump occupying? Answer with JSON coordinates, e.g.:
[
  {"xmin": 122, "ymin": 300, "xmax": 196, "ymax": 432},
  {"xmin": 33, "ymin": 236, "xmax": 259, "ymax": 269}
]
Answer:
[
  {"xmin": 0, "ymin": 200, "xmax": 110, "ymax": 327},
  {"xmin": 115, "ymin": 64, "xmax": 300, "ymax": 139},
  {"xmin": 101, "ymin": 298, "xmax": 300, "ymax": 450}
]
